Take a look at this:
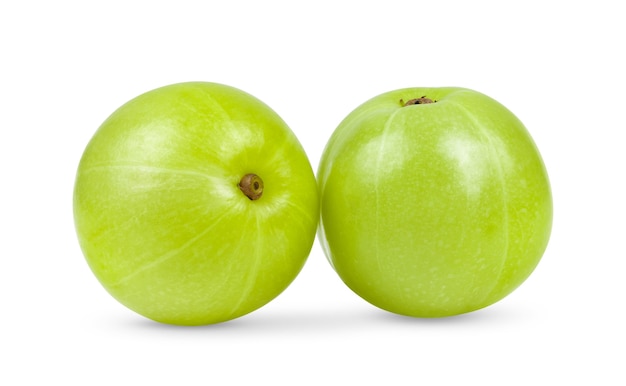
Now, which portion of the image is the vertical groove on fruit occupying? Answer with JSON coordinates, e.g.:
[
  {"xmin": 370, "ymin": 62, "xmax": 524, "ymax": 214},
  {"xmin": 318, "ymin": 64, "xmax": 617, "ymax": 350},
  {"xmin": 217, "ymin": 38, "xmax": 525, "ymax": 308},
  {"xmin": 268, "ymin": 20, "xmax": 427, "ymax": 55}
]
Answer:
[
  {"xmin": 228, "ymin": 214, "xmax": 262, "ymax": 318},
  {"xmin": 373, "ymin": 108, "xmax": 403, "ymax": 296},
  {"xmin": 110, "ymin": 206, "xmax": 237, "ymax": 287},
  {"xmin": 449, "ymin": 100, "xmax": 511, "ymax": 304}
]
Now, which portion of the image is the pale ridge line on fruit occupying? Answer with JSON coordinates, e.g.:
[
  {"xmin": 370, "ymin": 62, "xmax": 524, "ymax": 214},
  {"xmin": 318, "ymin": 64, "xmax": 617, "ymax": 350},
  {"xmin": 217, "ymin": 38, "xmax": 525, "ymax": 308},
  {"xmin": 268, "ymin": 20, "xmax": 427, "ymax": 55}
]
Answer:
[
  {"xmin": 174, "ymin": 83, "xmax": 237, "ymax": 137},
  {"xmin": 226, "ymin": 213, "xmax": 263, "ymax": 319},
  {"xmin": 78, "ymin": 163, "xmax": 222, "ymax": 182},
  {"xmin": 373, "ymin": 106, "xmax": 404, "ymax": 299},
  {"xmin": 446, "ymin": 99, "xmax": 511, "ymax": 303},
  {"xmin": 281, "ymin": 198, "xmax": 317, "ymax": 229},
  {"xmin": 195, "ymin": 83, "xmax": 234, "ymax": 120},
  {"xmin": 317, "ymin": 106, "xmax": 389, "ymax": 188},
  {"xmin": 109, "ymin": 205, "xmax": 239, "ymax": 287}
]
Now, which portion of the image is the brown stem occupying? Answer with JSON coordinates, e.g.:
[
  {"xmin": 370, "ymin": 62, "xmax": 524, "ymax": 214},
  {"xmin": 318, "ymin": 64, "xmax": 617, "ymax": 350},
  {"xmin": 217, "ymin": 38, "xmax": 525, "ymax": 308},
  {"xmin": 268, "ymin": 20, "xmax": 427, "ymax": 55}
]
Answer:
[
  {"xmin": 401, "ymin": 96, "xmax": 435, "ymax": 106},
  {"xmin": 239, "ymin": 173, "xmax": 264, "ymax": 200}
]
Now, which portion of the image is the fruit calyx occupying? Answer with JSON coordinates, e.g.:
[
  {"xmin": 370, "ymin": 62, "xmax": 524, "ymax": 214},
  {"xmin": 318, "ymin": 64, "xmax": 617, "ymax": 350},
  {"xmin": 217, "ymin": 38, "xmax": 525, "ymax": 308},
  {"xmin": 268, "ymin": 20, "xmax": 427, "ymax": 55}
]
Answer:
[
  {"xmin": 401, "ymin": 96, "xmax": 436, "ymax": 106},
  {"xmin": 239, "ymin": 173, "xmax": 264, "ymax": 200}
]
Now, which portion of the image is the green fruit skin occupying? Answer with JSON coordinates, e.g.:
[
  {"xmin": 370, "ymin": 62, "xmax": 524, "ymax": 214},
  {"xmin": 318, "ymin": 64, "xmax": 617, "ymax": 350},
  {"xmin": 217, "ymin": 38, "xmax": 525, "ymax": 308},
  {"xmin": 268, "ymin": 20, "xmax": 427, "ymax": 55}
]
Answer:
[
  {"xmin": 74, "ymin": 82, "xmax": 318, "ymax": 325},
  {"xmin": 318, "ymin": 87, "xmax": 552, "ymax": 317}
]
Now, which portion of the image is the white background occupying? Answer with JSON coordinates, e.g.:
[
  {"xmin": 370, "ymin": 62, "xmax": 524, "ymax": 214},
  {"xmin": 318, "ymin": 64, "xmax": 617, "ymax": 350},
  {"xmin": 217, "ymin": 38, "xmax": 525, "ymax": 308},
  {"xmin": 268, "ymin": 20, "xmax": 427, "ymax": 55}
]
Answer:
[{"xmin": 2, "ymin": 1, "xmax": 625, "ymax": 384}]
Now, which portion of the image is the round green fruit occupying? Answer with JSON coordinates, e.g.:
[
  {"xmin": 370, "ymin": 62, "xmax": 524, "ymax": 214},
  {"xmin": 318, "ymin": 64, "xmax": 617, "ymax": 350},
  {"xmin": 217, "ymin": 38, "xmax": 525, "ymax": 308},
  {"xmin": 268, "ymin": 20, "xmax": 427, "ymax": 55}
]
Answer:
[
  {"xmin": 74, "ymin": 82, "xmax": 318, "ymax": 325},
  {"xmin": 318, "ymin": 87, "xmax": 552, "ymax": 317}
]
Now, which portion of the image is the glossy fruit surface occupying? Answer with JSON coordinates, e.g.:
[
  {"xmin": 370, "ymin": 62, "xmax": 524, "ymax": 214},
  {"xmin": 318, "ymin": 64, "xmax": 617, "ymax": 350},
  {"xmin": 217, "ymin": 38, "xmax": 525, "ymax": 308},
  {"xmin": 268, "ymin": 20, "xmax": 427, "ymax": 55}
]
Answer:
[
  {"xmin": 74, "ymin": 82, "xmax": 318, "ymax": 325},
  {"xmin": 318, "ymin": 87, "xmax": 552, "ymax": 317}
]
